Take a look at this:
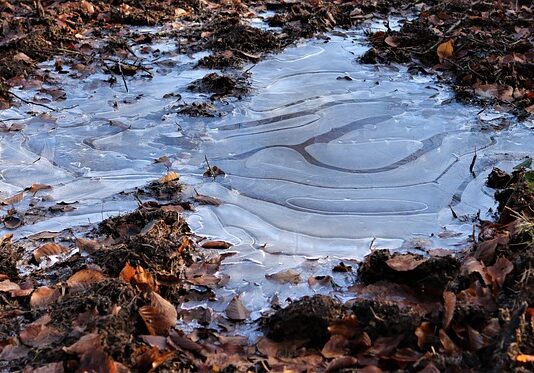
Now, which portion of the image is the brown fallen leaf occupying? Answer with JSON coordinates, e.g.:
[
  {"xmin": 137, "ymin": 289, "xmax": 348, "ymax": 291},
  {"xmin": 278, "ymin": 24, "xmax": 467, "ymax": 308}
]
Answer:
[
  {"xmin": 19, "ymin": 323, "xmax": 63, "ymax": 348},
  {"xmin": 225, "ymin": 295, "xmax": 250, "ymax": 321},
  {"xmin": 487, "ymin": 256, "xmax": 513, "ymax": 287},
  {"xmin": 328, "ymin": 315, "xmax": 359, "ymax": 339},
  {"xmin": 66, "ymin": 269, "xmax": 106, "ymax": 288},
  {"xmin": 33, "ymin": 243, "xmax": 69, "ymax": 263},
  {"xmin": 265, "ymin": 269, "xmax": 301, "ymax": 284},
  {"xmin": 78, "ymin": 348, "xmax": 118, "ymax": 373},
  {"xmin": 135, "ymin": 346, "xmax": 175, "ymax": 371},
  {"xmin": 2, "ymin": 192, "xmax": 24, "ymax": 206},
  {"xmin": 437, "ymin": 40, "xmax": 454, "ymax": 62},
  {"xmin": 119, "ymin": 262, "xmax": 136, "ymax": 283},
  {"xmin": 384, "ymin": 35, "xmax": 400, "ymax": 48},
  {"xmin": 80, "ymin": 0, "xmax": 95, "ymax": 15},
  {"xmin": 326, "ymin": 356, "xmax": 358, "ymax": 372},
  {"xmin": 0, "ymin": 344, "xmax": 30, "ymax": 361},
  {"xmin": 439, "ymin": 329, "xmax": 459, "ymax": 355},
  {"xmin": 30, "ymin": 286, "xmax": 61, "ymax": 308},
  {"xmin": 63, "ymin": 333, "xmax": 101, "ymax": 355},
  {"xmin": 159, "ymin": 171, "xmax": 180, "ymax": 183},
  {"xmin": 139, "ymin": 292, "xmax": 177, "ymax": 336},
  {"xmin": 201, "ymin": 240, "xmax": 232, "ymax": 249},
  {"xmin": 322, "ymin": 335, "xmax": 349, "ymax": 358},
  {"xmin": 443, "ymin": 291, "xmax": 456, "ymax": 329},
  {"xmin": 0, "ymin": 279, "xmax": 20, "ymax": 292},
  {"xmin": 194, "ymin": 194, "xmax": 223, "ymax": 206},
  {"xmin": 75, "ymin": 237, "xmax": 101, "ymax": 254},
  {"xmin": 25, "ymin": 183, "xmax": 52, "ymax": 195},
  {"xmin": 385, "ymin": 254, "xmax": 426, "ymax": 272},
  {"xmin": 3, "ymin": 215, "xmax": 22, "ymax": 229},
  {"xmin": 415, "ymin": 321, "xmax": 432, "ymax": 349}
]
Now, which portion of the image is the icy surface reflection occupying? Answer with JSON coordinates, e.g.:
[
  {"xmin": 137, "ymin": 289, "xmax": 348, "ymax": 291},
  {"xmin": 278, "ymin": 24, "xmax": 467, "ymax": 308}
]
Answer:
[{"xmin": 1, "ymin": 26, "xmax": 533, "ymax": 315}]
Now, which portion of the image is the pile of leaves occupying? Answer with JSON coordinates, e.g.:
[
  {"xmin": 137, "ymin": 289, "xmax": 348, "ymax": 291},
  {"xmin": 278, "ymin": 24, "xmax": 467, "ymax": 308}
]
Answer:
[
  {"xmin": 0, "ymin": 175, "xmax": 246, "ymax": 371},
  {"xmin": 363, "ymin": 0, "xmax": 534, "ymax": 118},
  {"xmin": 253, "ymin": 166, "xmax": 534, "ymax": 372}
]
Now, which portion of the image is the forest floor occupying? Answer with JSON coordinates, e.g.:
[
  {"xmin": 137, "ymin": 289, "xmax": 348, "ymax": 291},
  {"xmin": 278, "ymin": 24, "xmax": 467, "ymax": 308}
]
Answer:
[{"xmin": 0, "ymin": 1, "xmax": 533, "ymax": 372}]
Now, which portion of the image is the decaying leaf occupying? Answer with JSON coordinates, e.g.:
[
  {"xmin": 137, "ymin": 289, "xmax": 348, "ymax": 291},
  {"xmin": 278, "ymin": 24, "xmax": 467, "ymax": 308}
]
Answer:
[
  {"xmin": 63, "ymin": 333, "xmax": 101, "ymax": 355},
  {"xmin": 201, "ymin": 240, "xmax": 232, "ymax": 249},
  {"xmin": 439, "ymin": 329, "xmax": 459, "ymax": 354},
  {"xmin": 139, "ymin": 292, "xmax": 177, "ymax": 336},
  {"xmin": 120, "ymin": 262, "xmax": 137, "ymax": 283},
  {"xmin": 33, "ymin": 243, "xmax": 69, "ymax": 263},
  {"xmin": 384, "ymin": 36, "xmax": 400, "ymax": 48},
  {"xmin": 325, "ymin": 356, "xmax": 358, "ymax": 372},
  {"xmin": 437, "ymin": 40, "xmax": 454, "ymax": 62},
  {"xmin": 75, "ymin": 237, "xmax": 101, "ymax": 254},
  {"xmin": 265, "ymin": 269, "xmax": 301, "ymax": 284},
  {"xmin": 30, "ymin": 286, "xmax": 61, "ymax": 308},
  {"xmin": 0, "ymin": 279, "xmax": 20, "ymax": 292},
  {"xmin": 225, "ymin": 295, "xmax": 250, "ymax": 321},
  {"xmin": 134, "ymin": 346, "xmax": 174, "ymax": 371},
  {"xmin": 19, "ymin": 323, "xmax": 63, "ymax": 348},
  {"xmin": 25, "ymin": 183, "xmax": 52, "ymax": 195},
  {"xmin": 415, "ymin": 322, "xmax": 432, "ymax": 349},
  {"xmin": 443, "ymin": 291, "xmax": 456, "ymax": 329},
  {"xmin": 321, "ymin": 335, "xmax": 349, "ymax": 358},
  {"xmin": 194, "ymin": 194, "xmax": 223, "ymax": 206},
  {"xmin": 66, "ymin": 269, "xmax": 106, "ymax": 288},
  {"xmin": 159, "ymin": 171, "xmax": 180, "ymax": 183},
  {"xmin": 487, "ymin": 256, "xmax": 513, "ymax": 287},
  {"xmin": 385, "ymin": 254, "xmax": 426, "ymax": 272},
  {"xmin": 2, "ymin": 192, "xmax": 24, "ymax": 206}
]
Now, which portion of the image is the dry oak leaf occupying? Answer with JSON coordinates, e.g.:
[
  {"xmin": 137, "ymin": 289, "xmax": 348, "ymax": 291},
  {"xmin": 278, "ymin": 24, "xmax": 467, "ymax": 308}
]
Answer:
[
  {"xmin": 25, "ymin": 183, "xmax": 52, "ymax": 194},
  {"xmin": 265, "ymin": 269, "xmax": 301, "ymax": 284},
  {"xmin": 487, "ymin": 257, "xmax": 514, "ymax": 287},
  {"xmin": 437, "ymin": 40, "xmax": 454, "ymax": 62},
  {"xmin": 20, "ymin": 323, "xmax": 63, "ymax": 348},
  {"xmin": 0, "ymin": 279, "xmax": 20, "ymax": 292},
  {"xmin": 326, "ymin": 356, "xmax": 358, "ymax": 372},
  {"xmin": 384, "ymin": 36, "xmax": 400, "ymax": 48},
  {"xmin": 33, "ymin": 243, "xmax": 69, "ymax": 263},
  {"xmin": 385, "ymin": 254, "xmax": 426, "ymax": 271},
  {"xmin": 2, "ymin": 192, "xmax": 24, "ymax": 205},
  {"xmin": 201, "ymin": 240, "xmax": 232, "ymax": 249},
  {"xmin": 75, "ymin": 237, "xmax": 101, "ymax": 254},
  {"xmin": 119, "ymin": 262, "xmax": 137, "ymax": 283},
  {"xmin": 63, "ymin": 333, "xmax": 101, "ymax": 355},
  {"xmin": 159, "ymin": 171, "xmax": 180, "ymax": 183},
  {"xmin": 225, "ymin": 295, "xmax": 250, "ymax": 321},
  {"xmin": 30, "ymin": 286, "xmax": 61, "ymax": 308},
  {"xmin": 443, "ymin": 291, "xmax": 456, "ymax": 330},
  {"xmin": 139, "ymin": 292, "xmax": 177, "ymax": 336},
  {"xmin": 66, "ymin": 269, "xmax": 106, "ymax": 288}
]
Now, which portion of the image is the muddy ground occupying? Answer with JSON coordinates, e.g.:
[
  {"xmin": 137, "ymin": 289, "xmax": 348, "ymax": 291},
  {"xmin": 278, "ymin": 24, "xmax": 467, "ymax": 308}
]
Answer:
[{"xmin": 1, "ymin": 0, "xmax": 534, "ymax": 372}]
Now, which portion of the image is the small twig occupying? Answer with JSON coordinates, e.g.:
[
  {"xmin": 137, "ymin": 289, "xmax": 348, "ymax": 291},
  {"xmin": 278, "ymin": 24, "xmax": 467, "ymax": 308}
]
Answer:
[
  {"xmin": 449, "ymin": 205, "xmax": 458, "ymax": 219},
  {"xmin": 7, "ymin": 91, "xmax": 57, "ymax": 111},
  {"xmin": 204, "ymin": 155, "xmax": 216, "ymax": 181},
  {"xmin": 117, "ymin": 63, "xmax": 129, "ymax": 93},
  {"xmin": 470, "ymin": 147, "xmax": 477, "ymax": 178},
  {"xmin": 368, "ymin": 237, "xmax": 376, "ymax": 251}
]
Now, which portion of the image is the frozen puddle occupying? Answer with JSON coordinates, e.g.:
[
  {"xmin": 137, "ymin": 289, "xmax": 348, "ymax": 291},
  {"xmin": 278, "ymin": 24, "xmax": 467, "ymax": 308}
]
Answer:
[{"xmin": 1, "ymin": 26, "xmax": 533, "ymax": 314}]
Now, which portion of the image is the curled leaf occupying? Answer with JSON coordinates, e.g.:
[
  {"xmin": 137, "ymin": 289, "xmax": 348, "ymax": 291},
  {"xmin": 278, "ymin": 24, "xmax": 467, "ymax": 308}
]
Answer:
[
  {"xmin": 33, "ymin": 243, "xmax": 69, "ymax": 263},
  {"xmin": 30, "ymin": 287, "xmax": 61, "ymax": 308},
  {"xmin": 225, "ymin": 295, "xmax": 250, "ymax": 321},
  {"xmin": 437, "ymin": 40, "xmax": 454, "ymax": 61},
  {"xmin": 66, "ymin": 269, "xmax": 106, "ymax": 288},
  {"xmin": 159, "ymin": 171, "xmax": 180, "ymax": 183},
  {"xmin": 139, "ymin": 292, "xmax": 177, "ymax": 336}
]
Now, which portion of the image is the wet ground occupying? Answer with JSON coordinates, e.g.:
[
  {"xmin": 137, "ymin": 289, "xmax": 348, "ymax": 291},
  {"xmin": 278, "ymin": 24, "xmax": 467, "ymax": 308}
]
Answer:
[{"xmin": 1, "ymin": 19, "xmax": 533, "ymax": 317}]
